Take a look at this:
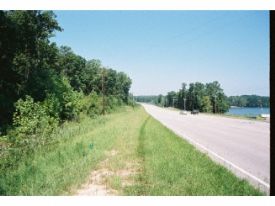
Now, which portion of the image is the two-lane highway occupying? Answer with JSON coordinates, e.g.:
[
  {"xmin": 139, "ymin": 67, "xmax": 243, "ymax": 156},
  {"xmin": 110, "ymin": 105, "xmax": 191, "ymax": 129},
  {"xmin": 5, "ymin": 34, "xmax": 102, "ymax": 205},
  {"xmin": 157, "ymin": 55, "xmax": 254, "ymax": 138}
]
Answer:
[{"xmin": 141, "ymin": 103, "xmax": 270, "ymax": 193}]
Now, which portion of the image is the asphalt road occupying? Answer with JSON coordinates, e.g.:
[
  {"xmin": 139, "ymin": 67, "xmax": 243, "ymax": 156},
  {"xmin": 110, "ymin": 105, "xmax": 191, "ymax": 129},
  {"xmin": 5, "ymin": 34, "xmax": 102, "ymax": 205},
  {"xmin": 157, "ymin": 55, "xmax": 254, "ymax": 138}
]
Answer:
[{"xmin": 141, "ymin": 103, "xmax": 270, "ymax": 193}]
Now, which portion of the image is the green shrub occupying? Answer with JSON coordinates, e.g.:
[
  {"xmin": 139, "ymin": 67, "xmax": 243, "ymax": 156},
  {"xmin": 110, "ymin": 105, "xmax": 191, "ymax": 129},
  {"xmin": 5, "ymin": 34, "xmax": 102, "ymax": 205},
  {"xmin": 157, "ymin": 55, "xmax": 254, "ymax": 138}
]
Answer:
[
  {"xmin": 86, "ymin": 92, "xmax": 102, "ymax": 118},
  {"xmin": 61, "ymin": 89, "xmax": 84, "ymax": 121},
  {"xmin": 127, "ymin": 95, "xmax": 137, "ymax": 108},
  {"xmin": 47, "ymin": 76, "xmax": 83, "ymax": 121},
  {"xmin": 105, "ymin": 95, "xmax": 123, "ymax": 112},
  {"xmin": 9, "ymin": 96, "xmax": 58, "ymax": 154},
  {"xmin": 43, "ymin": 93, "xmax": 61, "ymax": 120}
]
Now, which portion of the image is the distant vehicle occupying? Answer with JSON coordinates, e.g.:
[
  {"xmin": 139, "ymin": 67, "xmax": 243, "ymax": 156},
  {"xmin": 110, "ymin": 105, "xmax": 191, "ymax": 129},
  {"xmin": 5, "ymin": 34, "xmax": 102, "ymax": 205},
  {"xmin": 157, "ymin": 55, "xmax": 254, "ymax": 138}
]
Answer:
[
  {"xmin": 180, "ymin": 110, "xmax": 188, "ymax": 115},
  {"xmin": 191, "ymin": 110, "xmax": 199, "ymax": 115}
]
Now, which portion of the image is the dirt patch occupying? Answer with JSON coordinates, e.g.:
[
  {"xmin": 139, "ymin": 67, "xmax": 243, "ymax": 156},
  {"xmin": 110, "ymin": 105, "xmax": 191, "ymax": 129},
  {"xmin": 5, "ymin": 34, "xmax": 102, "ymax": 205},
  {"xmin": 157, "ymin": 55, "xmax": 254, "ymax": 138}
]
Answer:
[
  {"xmin": 75, "ymin": 149, "xmax": 139, "ymax": 195},
  {"xmin": 108, "ymin": 149, "xmax": 118, "ymax": 157},
  {"xmin": 76, "ymin": 168, "xmax": 117, "ymax": 195}
]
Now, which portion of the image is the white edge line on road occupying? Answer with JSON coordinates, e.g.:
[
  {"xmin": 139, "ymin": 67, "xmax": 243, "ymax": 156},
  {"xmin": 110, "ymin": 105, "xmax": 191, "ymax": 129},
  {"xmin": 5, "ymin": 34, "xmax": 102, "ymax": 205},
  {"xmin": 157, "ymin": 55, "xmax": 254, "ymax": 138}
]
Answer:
[
  {"xmin": 176, "ymin": 130, "xmax": 270, "ymax": 189},
  {"xmin": 141, "ymin": 104, "xmax": 270, "ymax": 191}
]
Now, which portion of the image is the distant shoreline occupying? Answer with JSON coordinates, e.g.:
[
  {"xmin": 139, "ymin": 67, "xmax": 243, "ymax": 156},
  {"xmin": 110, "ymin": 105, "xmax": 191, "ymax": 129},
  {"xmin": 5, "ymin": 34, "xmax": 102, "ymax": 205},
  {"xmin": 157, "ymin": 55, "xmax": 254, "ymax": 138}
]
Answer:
[{"xmin": 230, "ymin": 106, "xmax": 270, "ymax": 108}]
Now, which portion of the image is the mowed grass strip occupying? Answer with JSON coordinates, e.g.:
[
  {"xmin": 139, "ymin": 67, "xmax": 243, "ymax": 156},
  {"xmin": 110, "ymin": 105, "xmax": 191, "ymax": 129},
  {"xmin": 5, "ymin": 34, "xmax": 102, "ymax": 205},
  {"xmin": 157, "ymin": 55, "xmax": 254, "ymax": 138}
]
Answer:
[{"xmin": 125, "ymin": 108, "xmax": 262, "ymax": 195}]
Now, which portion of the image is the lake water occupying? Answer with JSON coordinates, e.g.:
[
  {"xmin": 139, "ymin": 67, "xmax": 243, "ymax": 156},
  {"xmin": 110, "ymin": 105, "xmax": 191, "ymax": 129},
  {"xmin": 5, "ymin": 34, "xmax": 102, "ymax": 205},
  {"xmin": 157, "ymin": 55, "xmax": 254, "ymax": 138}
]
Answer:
[{"xmin": 226, "ymin": 107, "xmax": 270, "ymax": 117}]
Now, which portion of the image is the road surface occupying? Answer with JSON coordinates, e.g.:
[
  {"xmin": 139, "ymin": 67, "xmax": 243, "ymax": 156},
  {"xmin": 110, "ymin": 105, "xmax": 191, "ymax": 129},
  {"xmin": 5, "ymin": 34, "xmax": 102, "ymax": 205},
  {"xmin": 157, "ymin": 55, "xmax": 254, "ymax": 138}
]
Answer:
[{"xmin": 141, "ymin": 103, "xmax": 270, "ymax": 193}]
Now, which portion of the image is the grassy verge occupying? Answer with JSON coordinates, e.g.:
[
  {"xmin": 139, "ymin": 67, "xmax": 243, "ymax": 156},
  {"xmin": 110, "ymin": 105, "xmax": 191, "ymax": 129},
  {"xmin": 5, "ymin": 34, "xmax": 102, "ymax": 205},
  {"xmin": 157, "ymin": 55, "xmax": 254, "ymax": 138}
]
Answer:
[
  {"xmin": 124, "ymin": 109, "xmax": 262, "ymax": 195},
  {"xmin": 0, "ymin": 106, "xmax": 262, "ymax": 195},
  {"xmin": 0, "ymin": 106, "xmax": 145, "ymax": 195}
]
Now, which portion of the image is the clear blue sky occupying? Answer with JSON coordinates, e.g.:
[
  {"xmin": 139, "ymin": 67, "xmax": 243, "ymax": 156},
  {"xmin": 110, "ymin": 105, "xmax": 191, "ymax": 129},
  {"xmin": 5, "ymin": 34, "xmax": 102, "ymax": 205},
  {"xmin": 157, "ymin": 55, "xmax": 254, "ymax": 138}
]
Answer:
[{"xmin": 52, "ymin": 11, "xmax": 269, "ymax": 96}]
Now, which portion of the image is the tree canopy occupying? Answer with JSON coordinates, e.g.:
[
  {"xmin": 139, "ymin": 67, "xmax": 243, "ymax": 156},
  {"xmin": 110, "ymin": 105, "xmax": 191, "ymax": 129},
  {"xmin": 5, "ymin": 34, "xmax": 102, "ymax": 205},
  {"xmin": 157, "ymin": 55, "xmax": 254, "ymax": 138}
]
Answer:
[
  {"xmin": 135, "ymin": 82, "xmax": 270, "ymax": 113},
  {"xmin": 135, "ymin": 81, "xmax": 230, "ymax": 113},
  {"xmin": 0, "ymin": 10, "xmax": 132, "ymax": 128},
  {"xmin": 227, "ymin": 95, "xmax": 269, "ymax": 108}
]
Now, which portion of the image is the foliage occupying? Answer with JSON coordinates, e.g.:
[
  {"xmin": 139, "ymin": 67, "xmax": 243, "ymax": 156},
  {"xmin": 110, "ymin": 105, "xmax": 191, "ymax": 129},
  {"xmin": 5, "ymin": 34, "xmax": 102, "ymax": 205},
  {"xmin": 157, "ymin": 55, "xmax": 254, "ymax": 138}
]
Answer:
[
  {"xmin": 201, "ymin": 96, "xmax": 212, "ymax": 113},
  {"xmin": 166, "ymin": 91, "xmax": 178, "ymax": 107},
  {"xmin": 205, "ymin": 81, "xmax": 229, "ymax": 113},
  {"xmin": 57, "ymin": 46, "xmax": 86, "ymax": 91},
  {"xmin": 227, "ymin": 95, "xmax": 269, "ymax": 108},
  {"xmin": 9, "ymin": 96, "xmax": 58, "ymax": 155},
  {"xmin": 0, "ymin": 10, "xmax": 133, "ymax": 193},
  {"xmin": 79, "ymin": 92, "xmax": 102, "ymax": 118},
  {"xmin": 0, "ymin": 11, "xmax": 62, "ymax": 125},
  {"xmin": 135, "ymin": 81, "xmax": 229, "ymax": 113},
  {"xmin": 0, "ymin": 10, "xmax": 132, "ymax": 128},
  {"xmin": 59, "ymin": 78, "xmax": 84, "ymax": 121},
  {"xmin": 134, "ymin": 95, "xmax": 159, "ymax": 104},
  {"xmin": 81, "ymin": 59, "xmax": 102, "ymax": 95}
]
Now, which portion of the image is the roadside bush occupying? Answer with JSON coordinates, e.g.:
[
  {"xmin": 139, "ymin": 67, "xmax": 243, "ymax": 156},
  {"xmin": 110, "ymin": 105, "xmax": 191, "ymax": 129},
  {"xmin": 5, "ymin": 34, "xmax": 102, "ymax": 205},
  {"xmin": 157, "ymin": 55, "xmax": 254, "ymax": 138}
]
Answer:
[
  {"xmin": 80, "ymin": 92, "xmax": 101, "ymax": 118},
  {"xmin": 43, "ymin": 93, "xmax": 61, "ymax": 120},
  {"xmin": 105, "ymin": 95, "xmax": 123, "ymax": 112},
  {"xmin": 46, "ymin": 75, "xmax": 84, "ymax": 121},
  {"xmin": 127, "ymin": 95, "xmax": 138, "ymax": 108},
  {"xmin": 61, "ymin": 88, "xmax": 84, "ymax": 121},
  {"xmin": 8, "ymin": 96, "xmax": 58, "ymax": 155},
  {"xmin": 79, "ymin": 92, "xmax": 129, "ymax": 117},
  {"xmin": 80, "ymin": 94, "xmax": 128, "ymax": 117}
]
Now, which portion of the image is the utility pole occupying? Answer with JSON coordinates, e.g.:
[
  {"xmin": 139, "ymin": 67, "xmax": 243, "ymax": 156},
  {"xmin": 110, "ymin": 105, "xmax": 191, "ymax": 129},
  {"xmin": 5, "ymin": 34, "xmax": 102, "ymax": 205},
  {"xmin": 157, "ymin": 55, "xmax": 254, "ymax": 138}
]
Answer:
[
  {"xmin": 101, "ymin": 68, "xmax": 105, "ymax": 115},
  {"xmin": 132, "ymin": 93, "xmax": 134, "ymax": 108},
  {"xmin": 214, "ymin": 95, "xmax": 217, "ymax": 114},
  {"xmin": 173, "ymin": 97, "xmax": 176, "ymax": 108},
  {"xmin": 173, "ymin": 98, "xmax": 174, "ymax": 107},
  {"xmin": 184, "ymin": 98, "xmax": 186, "ymax": 111}
]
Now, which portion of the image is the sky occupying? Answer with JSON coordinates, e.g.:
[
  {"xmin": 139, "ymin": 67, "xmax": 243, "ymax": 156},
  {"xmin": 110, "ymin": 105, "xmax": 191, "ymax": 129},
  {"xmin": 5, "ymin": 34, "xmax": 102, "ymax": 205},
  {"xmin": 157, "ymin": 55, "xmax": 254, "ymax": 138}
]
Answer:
[{"xmin": 52, "ymin": 11, "xmax": 269, "ymax": 96}]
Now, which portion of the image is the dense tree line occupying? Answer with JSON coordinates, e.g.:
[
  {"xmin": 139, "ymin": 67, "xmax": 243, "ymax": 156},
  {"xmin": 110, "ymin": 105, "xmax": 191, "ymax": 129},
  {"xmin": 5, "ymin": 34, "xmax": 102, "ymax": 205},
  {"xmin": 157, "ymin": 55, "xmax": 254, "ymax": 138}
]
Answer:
[
  {"xmin": 0, "ymin": 10, "xmax": 132, "ymax": 126},
  {"xmin": 134, "ymin": 95, "xmax": 159, "ymax": 103},
  {"xmin": 135, "ymin": 81, "xmax": 229, "ymax": 113},
  {"xmin": 0, "ymin": 11, "xmax": 132, "ymax": 168},
  {"xmin": 136, "ymin": 85, "xmax": 270, "ymax": 113},
  {"xmin": 227, "ymin": 95, "xmax": 269, "ymax": 108}
]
